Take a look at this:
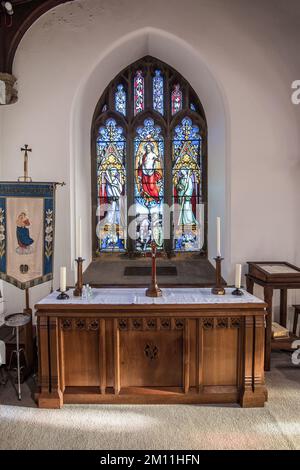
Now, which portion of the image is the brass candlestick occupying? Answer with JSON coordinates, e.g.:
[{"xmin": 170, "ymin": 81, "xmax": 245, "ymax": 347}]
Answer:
[
  {"xmin": 74, "ymin": 257, "xmax": 84, "ymax": 297},
  {"xmin": 146, "ymin": 241, "xmax": 162, "ymax": 298},
  {"xmin": 211, "ymin": 256, "xmax": 226, "ymax": 295}
]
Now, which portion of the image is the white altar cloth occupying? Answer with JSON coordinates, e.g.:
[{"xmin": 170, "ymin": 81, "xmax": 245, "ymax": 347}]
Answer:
[{"xmin": 36, "ymin": 287, "xmax": 264, "ymax": 306}]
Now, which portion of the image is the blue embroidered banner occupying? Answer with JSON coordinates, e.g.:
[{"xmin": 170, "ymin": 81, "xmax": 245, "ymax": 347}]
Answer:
[{"xmin": 0, "ymin": 182, "xmax": 56, "ymax": 289}]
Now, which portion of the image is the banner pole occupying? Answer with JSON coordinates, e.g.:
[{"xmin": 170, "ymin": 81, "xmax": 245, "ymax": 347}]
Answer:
[{"xmin": 22, "ymin": 287, "xmax": 34, "ymax": 377}]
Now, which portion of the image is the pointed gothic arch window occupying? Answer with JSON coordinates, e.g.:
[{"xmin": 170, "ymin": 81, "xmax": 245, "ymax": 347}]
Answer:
[{"xmin": 92, "ymin": 56, "xmax": 207, "ymax": 256}]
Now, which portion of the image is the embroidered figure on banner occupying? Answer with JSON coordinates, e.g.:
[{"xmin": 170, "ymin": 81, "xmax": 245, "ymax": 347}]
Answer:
[{"xmin": 16, "ymin": 212, "xmax": 34, "ymax": 255}]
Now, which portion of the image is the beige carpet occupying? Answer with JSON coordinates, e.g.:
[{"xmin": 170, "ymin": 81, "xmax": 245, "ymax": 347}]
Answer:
[{"xmin": 0, "ymin": 352, "xmax": 299, "ymax": 450}]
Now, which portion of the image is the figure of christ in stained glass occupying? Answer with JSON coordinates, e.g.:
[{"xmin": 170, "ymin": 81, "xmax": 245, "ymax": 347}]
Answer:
[
  {"xmin": 96, "ymin": 119, "xmax": 126, "ymax": 252},
  {"xmin": 137, "ymin": 142, "xmax": 163, "ymax": 203},
  {"xmin": 172, "ymin": 117, "xmax": 202, "ymax": 251},
  {"xmin": 134, "ymin": 119, "xmax": 164, "ymax": 251}
]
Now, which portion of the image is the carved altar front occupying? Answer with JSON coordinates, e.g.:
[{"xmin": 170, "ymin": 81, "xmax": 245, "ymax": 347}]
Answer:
[{"xmin": 35, "ymin": 288, "xmax": 267, "ymax": 408}]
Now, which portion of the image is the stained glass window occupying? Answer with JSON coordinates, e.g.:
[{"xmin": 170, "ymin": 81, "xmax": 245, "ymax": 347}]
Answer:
[
  {"xmin": 134, "ymin": 70, "xmax": 144, "ymax": 115},
  {"xmin": 153, "ymin": 70, "xmax": 164, "ymax": 115},
  {"xmin": 172, "ymin": 117, "xmax": 202, "ymax": 251},
  {"xmin": 96, "ymin": 118, "xmax": 127, "ymax": 252},
  {"xmin": 171, "ymin": 84, "xmax": 182, "ymax": 115},
  {"xmin": 134, "ymin": 118, "xmax": 164, "ymax": 251},
  {"xmin": 115, "ymin": 84, "xmax": 126, "ymax": 116},
  {"xmin": 93, "ymin": 57, "xmax": 207, "ymax": 256}
]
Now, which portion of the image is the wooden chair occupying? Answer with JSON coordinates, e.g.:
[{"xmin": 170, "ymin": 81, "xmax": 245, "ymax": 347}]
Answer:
[{"xmin": 292, "ymin": 305, "xmax": 300, "ymax": 335}]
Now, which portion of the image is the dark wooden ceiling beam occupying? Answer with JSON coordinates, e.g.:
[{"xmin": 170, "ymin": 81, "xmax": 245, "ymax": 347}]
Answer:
[{"xmin": 0, "ymin": 0, "xmax": 75, "ymax": 73}]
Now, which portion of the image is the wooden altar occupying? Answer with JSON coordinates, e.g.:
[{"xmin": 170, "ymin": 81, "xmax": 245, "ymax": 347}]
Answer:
[{"xmin": 35, "ymin": 288, "xmax": 267, "ymax": 408}]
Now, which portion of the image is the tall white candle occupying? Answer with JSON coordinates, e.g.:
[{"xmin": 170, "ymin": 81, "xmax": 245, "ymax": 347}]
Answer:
[
  {"xmin": 60, "ymin": 266, "xmax": 66, "ymax": 292},
  {"xmin": 216, "ymin": 217, "xmax": 221, "ymax": 257},
  {"xmin": 76, "ymin": 218, "xmax": 82, "ymax": 259},
  {"xmin": 235, "ymin": 264, "xmax": 242, "ymax": 289}
]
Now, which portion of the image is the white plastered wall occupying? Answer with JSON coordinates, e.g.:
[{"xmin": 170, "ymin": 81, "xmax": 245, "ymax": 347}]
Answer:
[{"xmin": 0, "ymin": 0, "xmax": 299, "ymax": 327}]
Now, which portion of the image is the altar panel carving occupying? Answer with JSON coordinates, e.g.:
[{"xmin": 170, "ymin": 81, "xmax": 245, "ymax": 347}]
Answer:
[{"xmin": 119, "ymin": 329, "xmax": 183, "ymax": 387}]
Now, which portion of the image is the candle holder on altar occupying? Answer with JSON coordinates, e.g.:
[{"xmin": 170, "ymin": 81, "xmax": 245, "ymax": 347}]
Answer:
[
  {"xmin": 57, "ymin": 289, "xmax": 69, "ymax": 300},
  {"xmin": 74, "ymin": 257, "xmax": 84, "ymax": 297},
  {"xmin": 146, "ymin": 241, "xmax": 162, "ymax": 298},
  {"xmin": 232, "ymin": 287, "xmax": 244, "ymax": 296},
  {"xmin": 211, "ymin": 256, "xmax": 226, "ymax": 295}
]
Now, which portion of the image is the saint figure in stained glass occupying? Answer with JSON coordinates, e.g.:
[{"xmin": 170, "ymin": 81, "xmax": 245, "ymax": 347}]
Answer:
[
  {"xmin": 172, "ymin": 117, "xmax": 202, "ymax": 251},
  {"xmin": 176, "ymin": 168, "xmax": 197, "ymax": 226},
  {"xmin": 96, "ymin": 119, "xmax": 126, "ymax": 251}
]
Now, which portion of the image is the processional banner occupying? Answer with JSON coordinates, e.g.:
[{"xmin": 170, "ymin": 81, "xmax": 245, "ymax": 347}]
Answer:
[{"xmin": 0, "ymin": 182, "xmax": 56, "ymax": 289}]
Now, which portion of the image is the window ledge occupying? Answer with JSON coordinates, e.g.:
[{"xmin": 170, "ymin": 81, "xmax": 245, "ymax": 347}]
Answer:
[{"xmin": 83, "ymin": 256, "xmax": 222, "ymax": 287}]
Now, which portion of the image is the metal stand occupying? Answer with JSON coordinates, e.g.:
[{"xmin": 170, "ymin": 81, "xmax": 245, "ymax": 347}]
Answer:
[
  {"xmin": 16, "ymin": 327, "xmax": 21, "ymax": 400},
  {"xmin": 5, "ymin": 313, "xmax": 31, "ymax": 401},
  {"xmin": 211, "ymin": 256, "xmax": 226, "ymax": 295}
]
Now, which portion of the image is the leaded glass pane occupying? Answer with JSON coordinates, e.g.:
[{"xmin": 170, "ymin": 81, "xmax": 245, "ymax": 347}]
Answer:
[
  {"xmin": 153, "ymin": 70, "xmax": 164, "ymax": 115},
  {"xmin": 96, "ymin": 118, "xmax": 127, "ymax": 252},
  {"xmin": 115, "ymin": 84, "xmax": 126, "ymax": 116},
  {"xmin": 172, "ymin": 117, "xmax": 203, "ymax": 251},
  {"xmin": 134, "ymin": 70, "xmax": 144, "ymax": 115},
  {"xmin": 171, "ymin": 84, "xmax": 182, "ymax": 115},
  {"xmin": 134, "ymin": 118, "xmax": 164, "ymax": 251}
]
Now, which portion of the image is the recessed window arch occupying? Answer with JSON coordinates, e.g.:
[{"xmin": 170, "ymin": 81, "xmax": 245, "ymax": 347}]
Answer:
[{"xmin": 92, "ymin": 56, "xmax": 207, "ymax": 257}]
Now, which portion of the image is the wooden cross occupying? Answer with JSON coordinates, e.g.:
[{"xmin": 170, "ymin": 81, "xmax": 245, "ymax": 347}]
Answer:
[
  {"xmin": 20, "ymin": 144, "xmax": 32, "ymax": 181},
  {"xmin": 145, "ymin": 241, "xmax": 163, "ymax": 297}
]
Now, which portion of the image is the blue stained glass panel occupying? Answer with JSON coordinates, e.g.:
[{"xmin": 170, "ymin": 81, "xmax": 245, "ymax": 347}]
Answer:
[
  {"xmin": 134, "ymin": 70, "xmax": 144, "ymax": 115},
  {"xmin": 172, "ymin": 117, "xmax": 202, "ymax": 252},
  {"xmin": 171, "ymin": 84, "xmax": 182, "ymax": 115},
  {"xmin": 115, "ymin": 84, "xmax": 126, "ymax": 116},
  {"xmin": 96, "ymin": 119, "xmax": 127, "ymax": 252},
  {"xmin": 153, "ymin": 70, "xmax": 164, "ymax": 115},
  {"xmin": 134, "ymin": 118, "xmax": 164, "ymax": 251}
]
